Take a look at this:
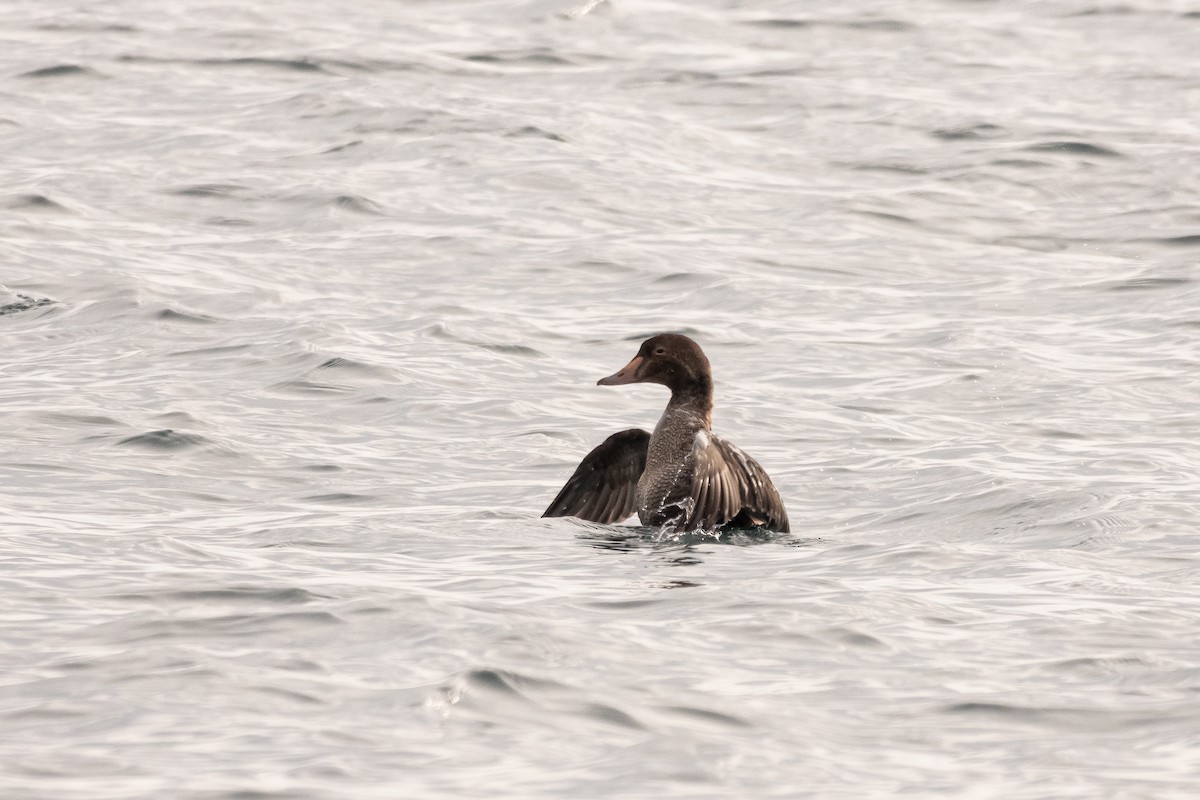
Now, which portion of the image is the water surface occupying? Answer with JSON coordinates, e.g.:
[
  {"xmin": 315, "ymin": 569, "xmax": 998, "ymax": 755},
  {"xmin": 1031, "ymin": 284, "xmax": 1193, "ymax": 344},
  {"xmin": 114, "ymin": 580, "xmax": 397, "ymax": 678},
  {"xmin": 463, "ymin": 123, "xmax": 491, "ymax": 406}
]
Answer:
[{"xmin": 3, "ymin": 1, "xmax": 1200, "ymax": 797}]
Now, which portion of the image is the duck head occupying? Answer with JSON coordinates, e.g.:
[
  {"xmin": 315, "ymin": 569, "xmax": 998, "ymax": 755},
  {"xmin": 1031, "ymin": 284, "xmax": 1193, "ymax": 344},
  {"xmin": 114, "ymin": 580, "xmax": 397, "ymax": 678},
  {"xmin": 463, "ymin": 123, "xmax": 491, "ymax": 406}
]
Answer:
[{"xmin": 597, "ymin": 333, "xmax": 712, "ymax": 395}]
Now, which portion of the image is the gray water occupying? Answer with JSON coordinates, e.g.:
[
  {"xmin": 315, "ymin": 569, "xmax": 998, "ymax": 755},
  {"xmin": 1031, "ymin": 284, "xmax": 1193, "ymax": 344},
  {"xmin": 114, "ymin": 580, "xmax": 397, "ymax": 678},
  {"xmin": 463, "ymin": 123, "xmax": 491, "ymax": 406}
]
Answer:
[{"xmin": 3, "ymin": 0, "xmax": 1200, "ymax": 797}]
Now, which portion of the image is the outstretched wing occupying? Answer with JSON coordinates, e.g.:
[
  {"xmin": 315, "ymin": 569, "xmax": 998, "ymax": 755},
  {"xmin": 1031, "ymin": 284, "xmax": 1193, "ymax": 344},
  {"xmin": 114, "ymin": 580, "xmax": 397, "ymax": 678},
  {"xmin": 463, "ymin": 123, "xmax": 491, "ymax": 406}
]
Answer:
[
  {"xmin": 684, "ymin": 433, "xmax": 789, "ymax": 533},
  {"xmin": 542, "ymin": 429, "xmax": 650, "ymax": 524}
]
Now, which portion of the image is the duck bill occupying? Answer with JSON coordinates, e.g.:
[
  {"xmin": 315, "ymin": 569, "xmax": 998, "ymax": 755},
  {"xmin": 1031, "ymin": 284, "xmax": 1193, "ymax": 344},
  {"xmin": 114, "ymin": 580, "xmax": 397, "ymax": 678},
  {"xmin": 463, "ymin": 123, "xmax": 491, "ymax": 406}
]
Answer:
[{"xmin": 597, "ymin": 355, "xmax": 644, "ymax": 386}]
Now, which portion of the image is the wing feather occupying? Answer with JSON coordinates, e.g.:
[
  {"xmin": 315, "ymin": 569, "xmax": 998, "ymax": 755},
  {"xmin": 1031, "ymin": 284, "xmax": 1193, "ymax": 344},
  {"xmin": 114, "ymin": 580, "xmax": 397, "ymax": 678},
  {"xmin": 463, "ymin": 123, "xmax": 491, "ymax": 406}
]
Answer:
[
  {"xmin": 542, "ymin": 429, "xmax": 650, "ymax": 524},
  {"xmin": 682, "ymin": 434, "xmax": 789, "ymax": 532}
]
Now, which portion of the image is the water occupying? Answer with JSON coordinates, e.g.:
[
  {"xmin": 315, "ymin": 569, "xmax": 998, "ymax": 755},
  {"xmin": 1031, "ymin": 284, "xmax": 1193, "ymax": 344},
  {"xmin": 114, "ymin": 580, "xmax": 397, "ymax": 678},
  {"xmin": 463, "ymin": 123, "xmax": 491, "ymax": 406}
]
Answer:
[{"xmin": 3, "ymin": 0, "xmax": 1200, "ymax": 796}]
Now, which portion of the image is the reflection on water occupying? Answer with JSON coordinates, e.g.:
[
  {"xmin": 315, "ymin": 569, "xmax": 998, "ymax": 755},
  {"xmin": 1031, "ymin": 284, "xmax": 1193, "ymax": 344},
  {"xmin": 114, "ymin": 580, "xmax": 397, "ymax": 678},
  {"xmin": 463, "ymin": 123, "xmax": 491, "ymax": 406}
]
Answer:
[{"xmin": 578, "ymin": 525, "xmax": 796, "ymax": 553}]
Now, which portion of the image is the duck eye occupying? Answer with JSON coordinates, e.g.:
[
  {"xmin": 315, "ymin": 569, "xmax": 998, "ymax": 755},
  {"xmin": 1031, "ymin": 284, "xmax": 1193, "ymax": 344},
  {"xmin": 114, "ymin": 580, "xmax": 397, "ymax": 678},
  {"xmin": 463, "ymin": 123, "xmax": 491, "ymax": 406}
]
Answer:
[{"xmin": 654, "ymin": 347, "xmax": 666, "ymax": 355}]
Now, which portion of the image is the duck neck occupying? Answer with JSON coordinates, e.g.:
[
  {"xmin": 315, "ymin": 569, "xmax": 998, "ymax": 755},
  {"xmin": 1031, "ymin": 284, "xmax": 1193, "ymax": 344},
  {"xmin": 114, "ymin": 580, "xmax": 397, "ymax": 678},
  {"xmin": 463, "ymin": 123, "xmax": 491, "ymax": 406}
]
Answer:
[{"xmin": 665, "ymin": 378, "xmax": 713, "ymax": 431}]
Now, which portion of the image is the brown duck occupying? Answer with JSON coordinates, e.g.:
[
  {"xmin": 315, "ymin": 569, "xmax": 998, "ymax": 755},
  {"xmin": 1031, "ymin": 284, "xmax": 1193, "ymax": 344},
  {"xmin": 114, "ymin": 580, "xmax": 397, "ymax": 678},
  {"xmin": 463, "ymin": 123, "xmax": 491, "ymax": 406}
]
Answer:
[{"xmin": 543, "ymin": 333, "xmax": 789, "ymax": 533}]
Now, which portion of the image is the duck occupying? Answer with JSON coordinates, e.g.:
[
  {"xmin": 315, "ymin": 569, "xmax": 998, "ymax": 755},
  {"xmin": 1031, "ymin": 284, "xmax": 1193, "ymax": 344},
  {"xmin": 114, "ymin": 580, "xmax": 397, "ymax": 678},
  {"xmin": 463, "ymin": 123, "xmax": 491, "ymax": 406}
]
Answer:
[{"xmin": 542, "ymin": 333, "xmax": 789, "ymax": 533}]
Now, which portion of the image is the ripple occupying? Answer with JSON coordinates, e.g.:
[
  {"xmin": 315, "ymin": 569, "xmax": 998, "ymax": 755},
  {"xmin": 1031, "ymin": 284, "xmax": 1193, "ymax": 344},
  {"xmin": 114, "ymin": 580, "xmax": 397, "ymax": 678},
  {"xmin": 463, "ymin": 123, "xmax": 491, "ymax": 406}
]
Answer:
[
  {"xmin": 5, "ymin": 707, "xmax": 88, "ymax": 721},
  {"xmin": 168, "ymin": 183, "xmax": 248, "ymax": 197},
  {"xmin": 320, "ymin": 140, "xmax": 363, "ymax": 154},
  {"xmin": 505, "ymin": 125, "xmax": 567, "ymax": 142},
  {"xmin": 658, "ymin": 705, "xmax": 753, "ymax": 729},
  {"xmin": 1105, "ymin": 276, "xmax": 1192, "ymax": 292},
  {"xmin": 940, "ymin": 702, "xmax": 1176, "ymax": 733},
  {"xmin": 822, "ymin": 627, "xmax": 888, "ymax": 649},
  {"xmin": 1024, "ymin": 140, "xmax": 1124, "ymax": 158},
  {"xmin": 841, "ymin": 161, "xmax": 929, "ymax": 175},
  {"xmin": 587, "ymin": 596, "xmax": 671, "ymax": 610},
  {"xmin": 315, "ymin": 356, "xmax": 392, "ymax": 376},
  {"xmin": 209, "ymin": 57, "xmax": 328, "ymax": 73},
  {"xmin": 930, "ymin": 123, "xmax": 1008, "ymax": 141},
  {"xmin": 1142, "ymin": 234, "xmax": 1200, "ymax": 248},
  {"xmin": 252, "ymin": 685, "xmax": 323, "ymax": 705},
  {"xmin": 35, "ymin": 22, "xmax": 139, "ymax": 32},
  {"xmin": 855, "ymin": 210, "xmax": 918, "ymax": 226},
  {"xmin": 121, "ymin": 55, "xmax": 332, "ymax": 74},
  {"xmin": 465, "ymin": 668, "xmax": 564, "ymax": 695},
  {"xmin": 302, "ymin": 493, "xmax": 376, "ymax": 505},
  {"xmin": 120, "ymin": 586, "xmax": 326, "ymax": 604},
  {"xmin": 991, "ymin": 158, "xmax": 1052, "ymax": 169},
  {"xmin": 267, "ymin": 380, "xmax": 355, "ymax": 395},
  {"xmin": 741, "ymin": 17, "xmax": 912, "ymax": 31},
  {"xmin": 1043, "ymin": 655, "xmax": 1153, "ymax": 674},
  {"xmin": 1037, "ymin": 428, "xmax": 1088, "ymax": 440},
  {"xmin": 741, "ymin": 18, "xmax": 814, "ymax": 30},
  {"xmin": 116, "ymin": 429, "xmax": 213, "ymax": 451},
  {"xmin": 4, "ymin": 194, "xmax": 68, "ymax": 211},
  {"xmin": 128, "ymin": 611, "xmax": 344, "ymax": 640},
  {"xmin": 439, "ymin": 668, "xmax": 649, "ymax": 734},
  {"xmin": 0, "ymin": 293, "xmax": 56, "ymax": 316},
  {"xmin": 167, "ymin": 343, "xmax": 252, "ymax": 358},
  {"xmin": 332, "ymin": 194, "xmax": 384, "ymax": 214},
  {"xmin": 41, "ymin": 412, "xmax": 123, "ymax": 427},
  {"xmin": 425, "ymin": 323, "xmax": 546, "ymax": 357},
  {"xmin": 18, "ymin": 64, "xmax": 103, "ymax": 79},
  {"xmin": 838, "ymin": 18, "xmax": 913, "ymax": 31},
  {"xmin": 580, "ymin": 702, "xmax": 645, "ymax": 730},
  {"xmin": 155, "ymin": 307, "xmax": 221, "ymax": 324},
  {"xmin": 463, "ymin": 49, "xmax": 577, "ymax": 67}
]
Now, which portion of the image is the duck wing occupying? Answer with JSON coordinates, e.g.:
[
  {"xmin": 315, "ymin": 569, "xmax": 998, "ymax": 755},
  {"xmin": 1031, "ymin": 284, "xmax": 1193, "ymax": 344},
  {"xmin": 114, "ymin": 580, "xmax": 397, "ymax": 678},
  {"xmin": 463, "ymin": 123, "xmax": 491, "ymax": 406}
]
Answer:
[
  {"xmin": 684, "ymin": 433, "xmax": 789, "ymax": 533},
  {"xmin": 542, "ymin": 429, "xmax": 651, "ymax": 524}
]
